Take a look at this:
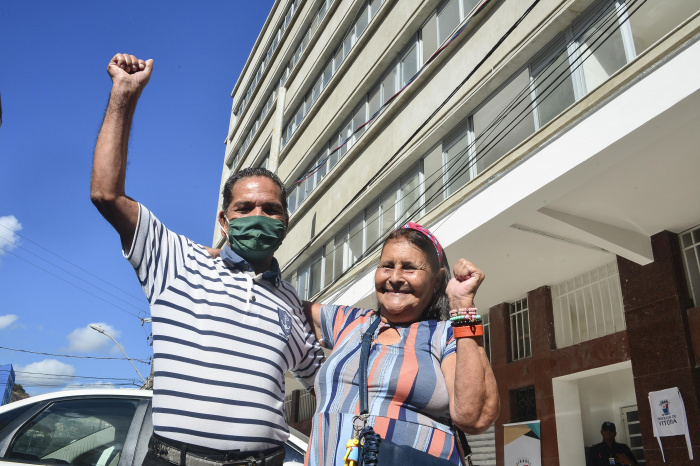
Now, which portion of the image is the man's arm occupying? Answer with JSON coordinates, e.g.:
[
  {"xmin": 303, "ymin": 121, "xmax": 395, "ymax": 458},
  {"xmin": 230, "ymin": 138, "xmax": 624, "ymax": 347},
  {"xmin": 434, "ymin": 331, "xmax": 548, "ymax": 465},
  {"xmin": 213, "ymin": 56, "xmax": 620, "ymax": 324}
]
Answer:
[{"xmin": 91, "ymin": 53, "xmax": 153, "ymax": 251}]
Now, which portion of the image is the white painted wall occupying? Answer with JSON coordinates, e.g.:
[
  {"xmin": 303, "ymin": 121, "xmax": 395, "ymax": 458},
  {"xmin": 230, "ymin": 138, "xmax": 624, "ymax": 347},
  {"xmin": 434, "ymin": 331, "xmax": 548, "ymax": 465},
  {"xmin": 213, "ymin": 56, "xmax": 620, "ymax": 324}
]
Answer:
[
  {"xmin": 579, "ymin": 367, "xmax": 637, "ymax": 447},
  {"xmin": 553, "ymin": 361, "xmax": 636, "ymax": 466},
  {"xmin": 553, "ymin": 378, "xmax": 586, "ymax": 466}
]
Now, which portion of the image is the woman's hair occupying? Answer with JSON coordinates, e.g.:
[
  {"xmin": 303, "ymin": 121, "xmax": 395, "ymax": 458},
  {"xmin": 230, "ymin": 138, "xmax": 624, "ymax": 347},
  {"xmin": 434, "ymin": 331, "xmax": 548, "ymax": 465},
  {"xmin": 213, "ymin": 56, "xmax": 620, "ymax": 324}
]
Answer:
[{"xmin": 379, "ymin": 228, "xmax": 452, "ymax": 321}]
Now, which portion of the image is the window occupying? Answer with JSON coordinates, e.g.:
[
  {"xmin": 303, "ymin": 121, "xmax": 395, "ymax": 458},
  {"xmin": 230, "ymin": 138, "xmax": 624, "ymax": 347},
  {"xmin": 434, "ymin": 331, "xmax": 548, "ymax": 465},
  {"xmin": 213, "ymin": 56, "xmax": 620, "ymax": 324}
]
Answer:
[
  {"xmin": 512, "ymin": 386, "xmax": 537, "ymax": 422},
  {"xmin": 348, "ymin": 217, "xmax": 364, "ymax": 264},
  {"xmin": 422, "ymin": 144, "xmax": 444, "ymax": 213},
  {"xmin": 626, "ymin": 0, "xmax": 698, "ymax": 54},
  {"xmin": 369, "ymin": 0, "xmax": 383, "ymax": 18},
  {"xmin": 368, "ymin": 86, "xmax": 381, "ymax": 118},
  {"xmin": 472, "ymin": 69, "xmax": 536, "ymax": 175},
  {"xmin": 309, "ymin": 257, "xmax": 323, "ymax": 297},
  {"xmin": 399, "ymin": 170, "xmax": 420, "ymax": 223},
  {"xmin": 356, "ymin": 5, "xmax": 369, "ymax": 37},
  {"xmin": 401, "ymin": 44, "xmax": 419, "ymax": 86},
  {"xmin": 575, "ymin": 3, "xmax": 628, "ymax": 93},
  {"xmin": 352, "ymin": 103, "xmax": 367, "ymax": 141},
  {"xmin": 680, "ymin": 225, "xmax": 700, "ymax": 307},
  {"xmin": 621, "ymin": 406, "xmax": 646, "ymax": 464},
  {"xmin": 296, "ymin": 268, "xmax": 308, "ymax": 299},
  {"xmin": 531, "ymin": 40, "xmax": 576, "ymax": 128},
  {"xmin": 287, "ymin": 186, "xmax": 297, "ymax": 213},
  {"xmin": 510, "ymin": 298, "xmax": 531, "ymax": 361},
  {"xmin": 461, "ymin": 0, "xmax": 479, "ymax": 15},
  {"xmin": 0, "ymin": 402, "xmax": 38, "ymax": 432},
  {"xmin": 381, "ymin": 68, "xmax": 397, "ymax": 104},
  {"xmin": 333, "ymin": 233, "xmax": 347, "ymax": 278},
  {"xmin": 551, "ymin": 262, "xmax": 624, "ymax": 348},
  {"xmin": 444, "ymin": 126, "xmax": 472, "ymax": 196},
  {"xmin": 380, "ymin": 190, "xmax": 397, "ymax": 234},
  {"xmin": 365, "ymin": 201, "xmax": 381, "ymax": 252},
  {"xmin": 437, "ymin": 0, "xmax": 461, "ymax": 44},
  {"xmin": 422, "ymin": 13, "xmax": 439, "ymax": 61},
  {"xmin": 5, "ymin": 399, "xmax": 139, "ymax": 466},
  {"xmin": 338, "ymin": 120, "xmax": 353, "ymax": 157},
  {"xmin": 323, "ymin": 241, "xmax": 334, "ymax": 287}
]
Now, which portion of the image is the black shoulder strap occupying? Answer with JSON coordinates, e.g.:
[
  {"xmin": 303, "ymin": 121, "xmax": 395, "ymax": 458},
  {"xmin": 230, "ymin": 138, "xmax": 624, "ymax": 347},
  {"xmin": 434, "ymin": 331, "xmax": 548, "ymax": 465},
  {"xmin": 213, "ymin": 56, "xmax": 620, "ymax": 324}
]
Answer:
[{"xmin": 359, "ymin": 314, "xmax": 382, "ymax": 415}]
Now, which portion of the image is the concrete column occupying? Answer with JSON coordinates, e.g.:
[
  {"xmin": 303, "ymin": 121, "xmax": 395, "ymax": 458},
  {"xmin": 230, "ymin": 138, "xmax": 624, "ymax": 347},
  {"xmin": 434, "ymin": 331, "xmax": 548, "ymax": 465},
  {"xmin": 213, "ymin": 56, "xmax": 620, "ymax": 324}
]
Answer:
[
  {"xmin": 268, "ymin": 87, "xmax": 286, "ymax": 173},
  {"xmin": 488, "ymin": 302, "xmax": 511, "ymax": 466},
  {"xmin": 528, "ymin": 286, "xmax": 559, "ymax": 466},
  {"xmin": 618, "ymin": 230, "xmax": 700, "ymax": 464}
]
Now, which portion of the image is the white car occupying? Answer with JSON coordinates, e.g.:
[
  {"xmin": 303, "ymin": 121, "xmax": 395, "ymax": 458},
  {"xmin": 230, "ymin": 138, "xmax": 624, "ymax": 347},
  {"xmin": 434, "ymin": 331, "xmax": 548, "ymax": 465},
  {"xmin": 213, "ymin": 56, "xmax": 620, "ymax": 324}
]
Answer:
[{"xmin": 0, "ymin": 389, "xmax": 307, "ymax": 466}]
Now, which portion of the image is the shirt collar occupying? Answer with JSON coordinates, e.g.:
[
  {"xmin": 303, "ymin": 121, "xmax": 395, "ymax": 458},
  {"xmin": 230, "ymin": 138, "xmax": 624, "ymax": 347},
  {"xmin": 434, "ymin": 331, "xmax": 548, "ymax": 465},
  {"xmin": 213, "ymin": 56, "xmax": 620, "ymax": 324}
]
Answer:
[{"xmin": 220, "ymin": 244, "xmax": 281, "ymax": 285}]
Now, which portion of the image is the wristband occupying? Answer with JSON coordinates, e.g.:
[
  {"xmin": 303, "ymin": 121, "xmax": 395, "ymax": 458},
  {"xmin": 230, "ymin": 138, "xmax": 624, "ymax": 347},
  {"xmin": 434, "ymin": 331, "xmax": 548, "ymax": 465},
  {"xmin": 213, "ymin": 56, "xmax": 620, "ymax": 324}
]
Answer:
[{"xmin": 453, "ymin": 324, "xmax": 483, "ymax": 338}]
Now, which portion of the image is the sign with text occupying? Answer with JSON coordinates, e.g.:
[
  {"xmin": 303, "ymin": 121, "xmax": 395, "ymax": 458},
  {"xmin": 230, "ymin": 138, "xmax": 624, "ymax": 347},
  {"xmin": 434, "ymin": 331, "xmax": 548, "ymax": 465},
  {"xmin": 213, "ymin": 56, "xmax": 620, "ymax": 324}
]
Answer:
[
  {"xmin": 648, "ymin": 387, "xmax": 693, "ymax": 461},
  {"xmin": 504, "ymin": 420, "xmax": 541, "ymax": 466}
]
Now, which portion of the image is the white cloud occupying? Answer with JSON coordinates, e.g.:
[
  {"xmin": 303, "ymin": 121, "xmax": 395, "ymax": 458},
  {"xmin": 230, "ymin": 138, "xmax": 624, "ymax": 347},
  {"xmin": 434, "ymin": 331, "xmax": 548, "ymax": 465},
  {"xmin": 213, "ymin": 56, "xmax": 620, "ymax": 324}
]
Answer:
[
  {"xmin": 61, "ymin": 381, "xmax": 118, "ymax": 392},
  {"xmin": 66, "ymin": 323, "xmax": 122, "ymax": 353},
  {"xmin": 15, "ymin": 359, "xmax": 76, "ymax": 388},
  {"xmin": 0, "ymin": 314, "xmax": 18, "ymax": 329},
  {"xmin": 0, "ymin": 215, "xmax": 22, "ymax": 261}
]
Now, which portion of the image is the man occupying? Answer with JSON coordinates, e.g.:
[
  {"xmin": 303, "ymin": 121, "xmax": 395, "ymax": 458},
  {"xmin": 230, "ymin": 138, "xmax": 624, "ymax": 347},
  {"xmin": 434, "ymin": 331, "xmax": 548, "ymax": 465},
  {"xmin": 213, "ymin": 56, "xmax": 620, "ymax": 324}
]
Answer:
[
  {"xmin": 91, "ymin": 53, "xmax": 324, "ymax": 466},
  {"xmin": 587, "ymin": 422, "xmax": 639, "ymax": 466}
]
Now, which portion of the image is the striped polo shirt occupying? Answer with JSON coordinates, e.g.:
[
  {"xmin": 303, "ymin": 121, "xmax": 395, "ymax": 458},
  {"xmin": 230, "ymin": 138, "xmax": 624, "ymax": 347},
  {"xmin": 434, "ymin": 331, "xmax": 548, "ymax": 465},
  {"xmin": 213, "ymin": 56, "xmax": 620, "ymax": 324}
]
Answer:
[
  {"xmin": 306, "ymin": 305, "xmax": 459, "ymax": 466},
  {"xmin": 125, "ymin": 204, "xmax": 325, "ymax": 451}
]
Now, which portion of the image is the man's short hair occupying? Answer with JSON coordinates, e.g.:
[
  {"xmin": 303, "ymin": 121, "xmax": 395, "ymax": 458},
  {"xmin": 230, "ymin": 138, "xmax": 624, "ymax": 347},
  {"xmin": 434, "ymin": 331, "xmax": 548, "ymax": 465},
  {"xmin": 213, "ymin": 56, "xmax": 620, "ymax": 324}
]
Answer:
[
  {"xmin": 221, "ymin": 167, "xmax": 288, "ymax": 217},
  {"xmin": 601, "ymin": 421, "xmax": 616, "ymax": 432}
]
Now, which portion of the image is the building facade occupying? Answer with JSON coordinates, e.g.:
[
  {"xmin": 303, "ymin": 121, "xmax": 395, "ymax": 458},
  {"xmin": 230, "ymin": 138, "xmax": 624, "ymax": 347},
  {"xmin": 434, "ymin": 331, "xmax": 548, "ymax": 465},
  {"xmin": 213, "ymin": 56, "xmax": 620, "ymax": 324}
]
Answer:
[
  {"xmin": 0, "ymin": 365, "xmax": 15, "ymax": 406},
  {"xmin": 218, "ymin": 0, "xmax": 700, "ymax": 464}
]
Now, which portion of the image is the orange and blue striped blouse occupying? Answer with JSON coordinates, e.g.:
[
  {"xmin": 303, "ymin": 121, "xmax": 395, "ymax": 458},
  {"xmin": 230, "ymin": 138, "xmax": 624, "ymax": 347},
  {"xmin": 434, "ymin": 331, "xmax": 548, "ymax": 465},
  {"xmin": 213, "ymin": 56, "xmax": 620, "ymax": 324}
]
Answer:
[{"xmin": 305, "ymin": 305, "xmax": 460, "ymax": 466}]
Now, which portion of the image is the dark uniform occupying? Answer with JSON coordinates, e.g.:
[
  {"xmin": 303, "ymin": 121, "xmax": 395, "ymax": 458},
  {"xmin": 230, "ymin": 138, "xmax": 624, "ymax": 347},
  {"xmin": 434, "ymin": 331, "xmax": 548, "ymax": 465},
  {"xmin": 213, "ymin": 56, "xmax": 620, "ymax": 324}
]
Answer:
[{"xmin": 587, "ymin": 441, "xmax": 639, "ymax": 466}]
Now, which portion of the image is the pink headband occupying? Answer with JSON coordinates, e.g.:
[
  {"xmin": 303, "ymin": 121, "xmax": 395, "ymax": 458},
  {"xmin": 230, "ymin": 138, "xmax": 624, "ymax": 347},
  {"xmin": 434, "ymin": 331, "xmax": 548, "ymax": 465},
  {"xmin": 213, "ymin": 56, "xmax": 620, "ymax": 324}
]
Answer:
[{"xmin": 402, "ymin": 222, "xmax": 444, "ymax": 265}]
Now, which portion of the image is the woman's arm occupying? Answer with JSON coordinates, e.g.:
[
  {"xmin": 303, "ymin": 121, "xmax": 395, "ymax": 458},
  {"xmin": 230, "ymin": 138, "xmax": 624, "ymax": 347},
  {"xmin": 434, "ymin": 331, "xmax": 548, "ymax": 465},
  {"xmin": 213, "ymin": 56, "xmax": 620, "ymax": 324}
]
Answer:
[
  {"xmin": 303, "ymin": 301, "xmax": 323, "ymax": 344},
  {"xmin": 442, "ymin": 335, "xmax": 500, "ymax": 434},
  {"xmin": 441, "ymin": 259, "xmax": 500, "ymax": 434}
]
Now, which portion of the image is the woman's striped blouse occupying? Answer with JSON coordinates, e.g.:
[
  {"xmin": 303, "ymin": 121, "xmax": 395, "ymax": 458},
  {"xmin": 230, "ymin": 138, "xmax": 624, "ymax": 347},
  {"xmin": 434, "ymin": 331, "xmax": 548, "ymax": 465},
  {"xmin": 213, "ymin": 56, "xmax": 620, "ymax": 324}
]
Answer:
[{"xmin": 305, "ymin": 305, "xmax": 460, "ymax": 466}]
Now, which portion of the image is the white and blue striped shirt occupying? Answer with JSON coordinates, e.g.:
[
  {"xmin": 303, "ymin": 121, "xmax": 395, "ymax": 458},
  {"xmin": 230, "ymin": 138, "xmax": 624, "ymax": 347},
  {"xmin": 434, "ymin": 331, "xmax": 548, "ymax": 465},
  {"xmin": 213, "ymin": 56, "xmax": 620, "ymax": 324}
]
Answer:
[{"xmin": 125, "ymin": 204, "xmax": 324, "ymax": 451}]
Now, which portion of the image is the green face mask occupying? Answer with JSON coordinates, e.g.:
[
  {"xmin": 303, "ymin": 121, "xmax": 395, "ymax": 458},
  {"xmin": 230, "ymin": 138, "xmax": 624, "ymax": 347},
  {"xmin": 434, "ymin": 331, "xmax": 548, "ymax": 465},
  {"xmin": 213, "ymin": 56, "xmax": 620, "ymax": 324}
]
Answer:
[{"xmin": 225, "ymin": 215, "xmax": 287, "ymax": 263}]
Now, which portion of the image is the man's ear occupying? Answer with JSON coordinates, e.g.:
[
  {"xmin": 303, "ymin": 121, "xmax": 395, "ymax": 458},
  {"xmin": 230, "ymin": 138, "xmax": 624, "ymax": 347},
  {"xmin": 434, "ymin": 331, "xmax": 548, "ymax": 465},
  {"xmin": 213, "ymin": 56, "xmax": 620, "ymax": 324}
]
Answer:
[{"xmin": 218, "ymin": 210, "xmax": 229, "ymax": 232}]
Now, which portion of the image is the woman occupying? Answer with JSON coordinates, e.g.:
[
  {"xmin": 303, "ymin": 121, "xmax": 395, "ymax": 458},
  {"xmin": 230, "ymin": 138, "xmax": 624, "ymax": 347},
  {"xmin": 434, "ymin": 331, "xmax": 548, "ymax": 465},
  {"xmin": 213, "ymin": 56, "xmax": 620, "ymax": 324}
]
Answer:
[{"xmin": 303, "ymin": 223, "xmax": 499, "ymax": 466}]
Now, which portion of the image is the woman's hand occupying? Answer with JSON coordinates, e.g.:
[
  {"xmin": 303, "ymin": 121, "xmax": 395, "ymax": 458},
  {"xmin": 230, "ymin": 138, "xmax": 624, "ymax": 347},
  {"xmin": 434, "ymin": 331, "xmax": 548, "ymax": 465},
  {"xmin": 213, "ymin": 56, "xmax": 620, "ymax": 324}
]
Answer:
[{"xmin": 446, "ymin": 259, "xmax": 484, "ymax": 308}]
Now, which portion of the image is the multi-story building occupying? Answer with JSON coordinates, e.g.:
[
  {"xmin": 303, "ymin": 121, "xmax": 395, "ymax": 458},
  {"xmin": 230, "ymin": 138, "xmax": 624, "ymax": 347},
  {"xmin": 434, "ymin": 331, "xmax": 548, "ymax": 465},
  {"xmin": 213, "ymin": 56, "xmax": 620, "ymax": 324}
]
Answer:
[
  {"xmin": 217, "ymin": 0, "xmax": 700, "ymax": 464},
  {"xmin": 0, "ymin": 365, "xmax": 15, "ymax": 406}
]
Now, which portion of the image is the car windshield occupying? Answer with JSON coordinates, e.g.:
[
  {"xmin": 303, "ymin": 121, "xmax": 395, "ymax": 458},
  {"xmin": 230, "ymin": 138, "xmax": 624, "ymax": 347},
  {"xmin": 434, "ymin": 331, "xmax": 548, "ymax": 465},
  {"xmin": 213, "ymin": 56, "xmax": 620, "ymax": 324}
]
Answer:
[
  {"xmin": 0, "ymin": 403, "xmax": 39, "ymax": 433},
  {"xmin": 4, "ymin": 398, "xmax": 139, "ymax": 466}
]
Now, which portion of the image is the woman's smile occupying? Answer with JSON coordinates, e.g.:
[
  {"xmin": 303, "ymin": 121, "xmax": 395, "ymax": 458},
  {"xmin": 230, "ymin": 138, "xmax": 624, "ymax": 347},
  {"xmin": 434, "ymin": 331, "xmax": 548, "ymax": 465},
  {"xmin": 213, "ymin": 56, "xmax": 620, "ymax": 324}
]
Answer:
[{"xmin": 375, "ymin": 239, "xmax": 439, "ymax": 323}]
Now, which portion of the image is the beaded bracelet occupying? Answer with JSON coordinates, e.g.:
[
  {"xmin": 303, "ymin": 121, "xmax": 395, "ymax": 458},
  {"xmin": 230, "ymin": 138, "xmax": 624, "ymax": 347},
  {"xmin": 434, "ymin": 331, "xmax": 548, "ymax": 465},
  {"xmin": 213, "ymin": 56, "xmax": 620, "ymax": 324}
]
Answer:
[
  {"xmin": 453, "ymin": 324, "xmax": 484, "ymax": 338},
  {"xmin": 449, "ymin": 308, "xmax": 481, "ymax": 327},
  {"xmin": 449, "ymin": 307, "xmax": 478, "ymax": 317}
]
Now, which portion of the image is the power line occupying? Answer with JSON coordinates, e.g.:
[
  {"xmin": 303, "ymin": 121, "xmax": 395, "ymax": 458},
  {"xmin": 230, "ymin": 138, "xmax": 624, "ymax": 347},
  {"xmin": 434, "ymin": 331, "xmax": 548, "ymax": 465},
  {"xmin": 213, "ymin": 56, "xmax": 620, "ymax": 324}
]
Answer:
[
  {"xmin": 297, "ymin": 0, "xmax": 645, "ymax": 299},
  {"xmin": 0, "ymin": 345, "xmax": 150, "ymax": 364},
  {"xmin": 17, "ymin": 382, "xmax": 141, "ymax": 388},
  {"xmin": 0, "ymin": 223, "xmax": 146, "ymax": 305},
  {"xmin": 0, "ymin": 246, "xmax": 144, "ymax": 320},
  {"xmin": 6, "ymin": 370, "xmax": 141, "ymax": 382},
  {"xmin": 281, "ymin": 0, "xmax": 542, "ymax": 275},
  {"xmin": 288, "ymin": 0, "xmax": 493, "ymax": 188}
]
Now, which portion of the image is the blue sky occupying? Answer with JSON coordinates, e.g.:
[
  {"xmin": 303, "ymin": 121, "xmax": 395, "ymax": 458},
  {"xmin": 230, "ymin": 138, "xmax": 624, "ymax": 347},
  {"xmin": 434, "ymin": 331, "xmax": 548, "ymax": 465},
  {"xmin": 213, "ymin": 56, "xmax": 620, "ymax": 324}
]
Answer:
[{"xmin": 0, "ymin": 1, "xmax": 275, "ymax": 395}]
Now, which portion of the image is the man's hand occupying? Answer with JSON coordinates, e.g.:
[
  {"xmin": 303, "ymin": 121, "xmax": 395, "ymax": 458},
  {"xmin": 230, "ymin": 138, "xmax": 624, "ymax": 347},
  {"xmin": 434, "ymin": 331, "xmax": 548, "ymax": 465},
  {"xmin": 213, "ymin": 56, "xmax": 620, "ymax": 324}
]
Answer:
[
  {"xmin": 107, "ymin": 53, "xmax": 153, "ymax": 95},
  {"xmin": 616, "ymin": 452, "xmax": 635, "ymax": 465},
  {"xmin": 91, "ymin": 53, "xmax": 153, "ymax": 249}
]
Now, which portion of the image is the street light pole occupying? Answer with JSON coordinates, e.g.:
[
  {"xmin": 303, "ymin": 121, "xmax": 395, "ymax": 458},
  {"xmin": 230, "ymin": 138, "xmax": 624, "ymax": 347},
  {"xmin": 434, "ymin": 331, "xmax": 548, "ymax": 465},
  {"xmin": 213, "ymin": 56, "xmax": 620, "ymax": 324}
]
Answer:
[{"xmin": 89, "ymin": 324, "xmax": 147, "ymax": 385}]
